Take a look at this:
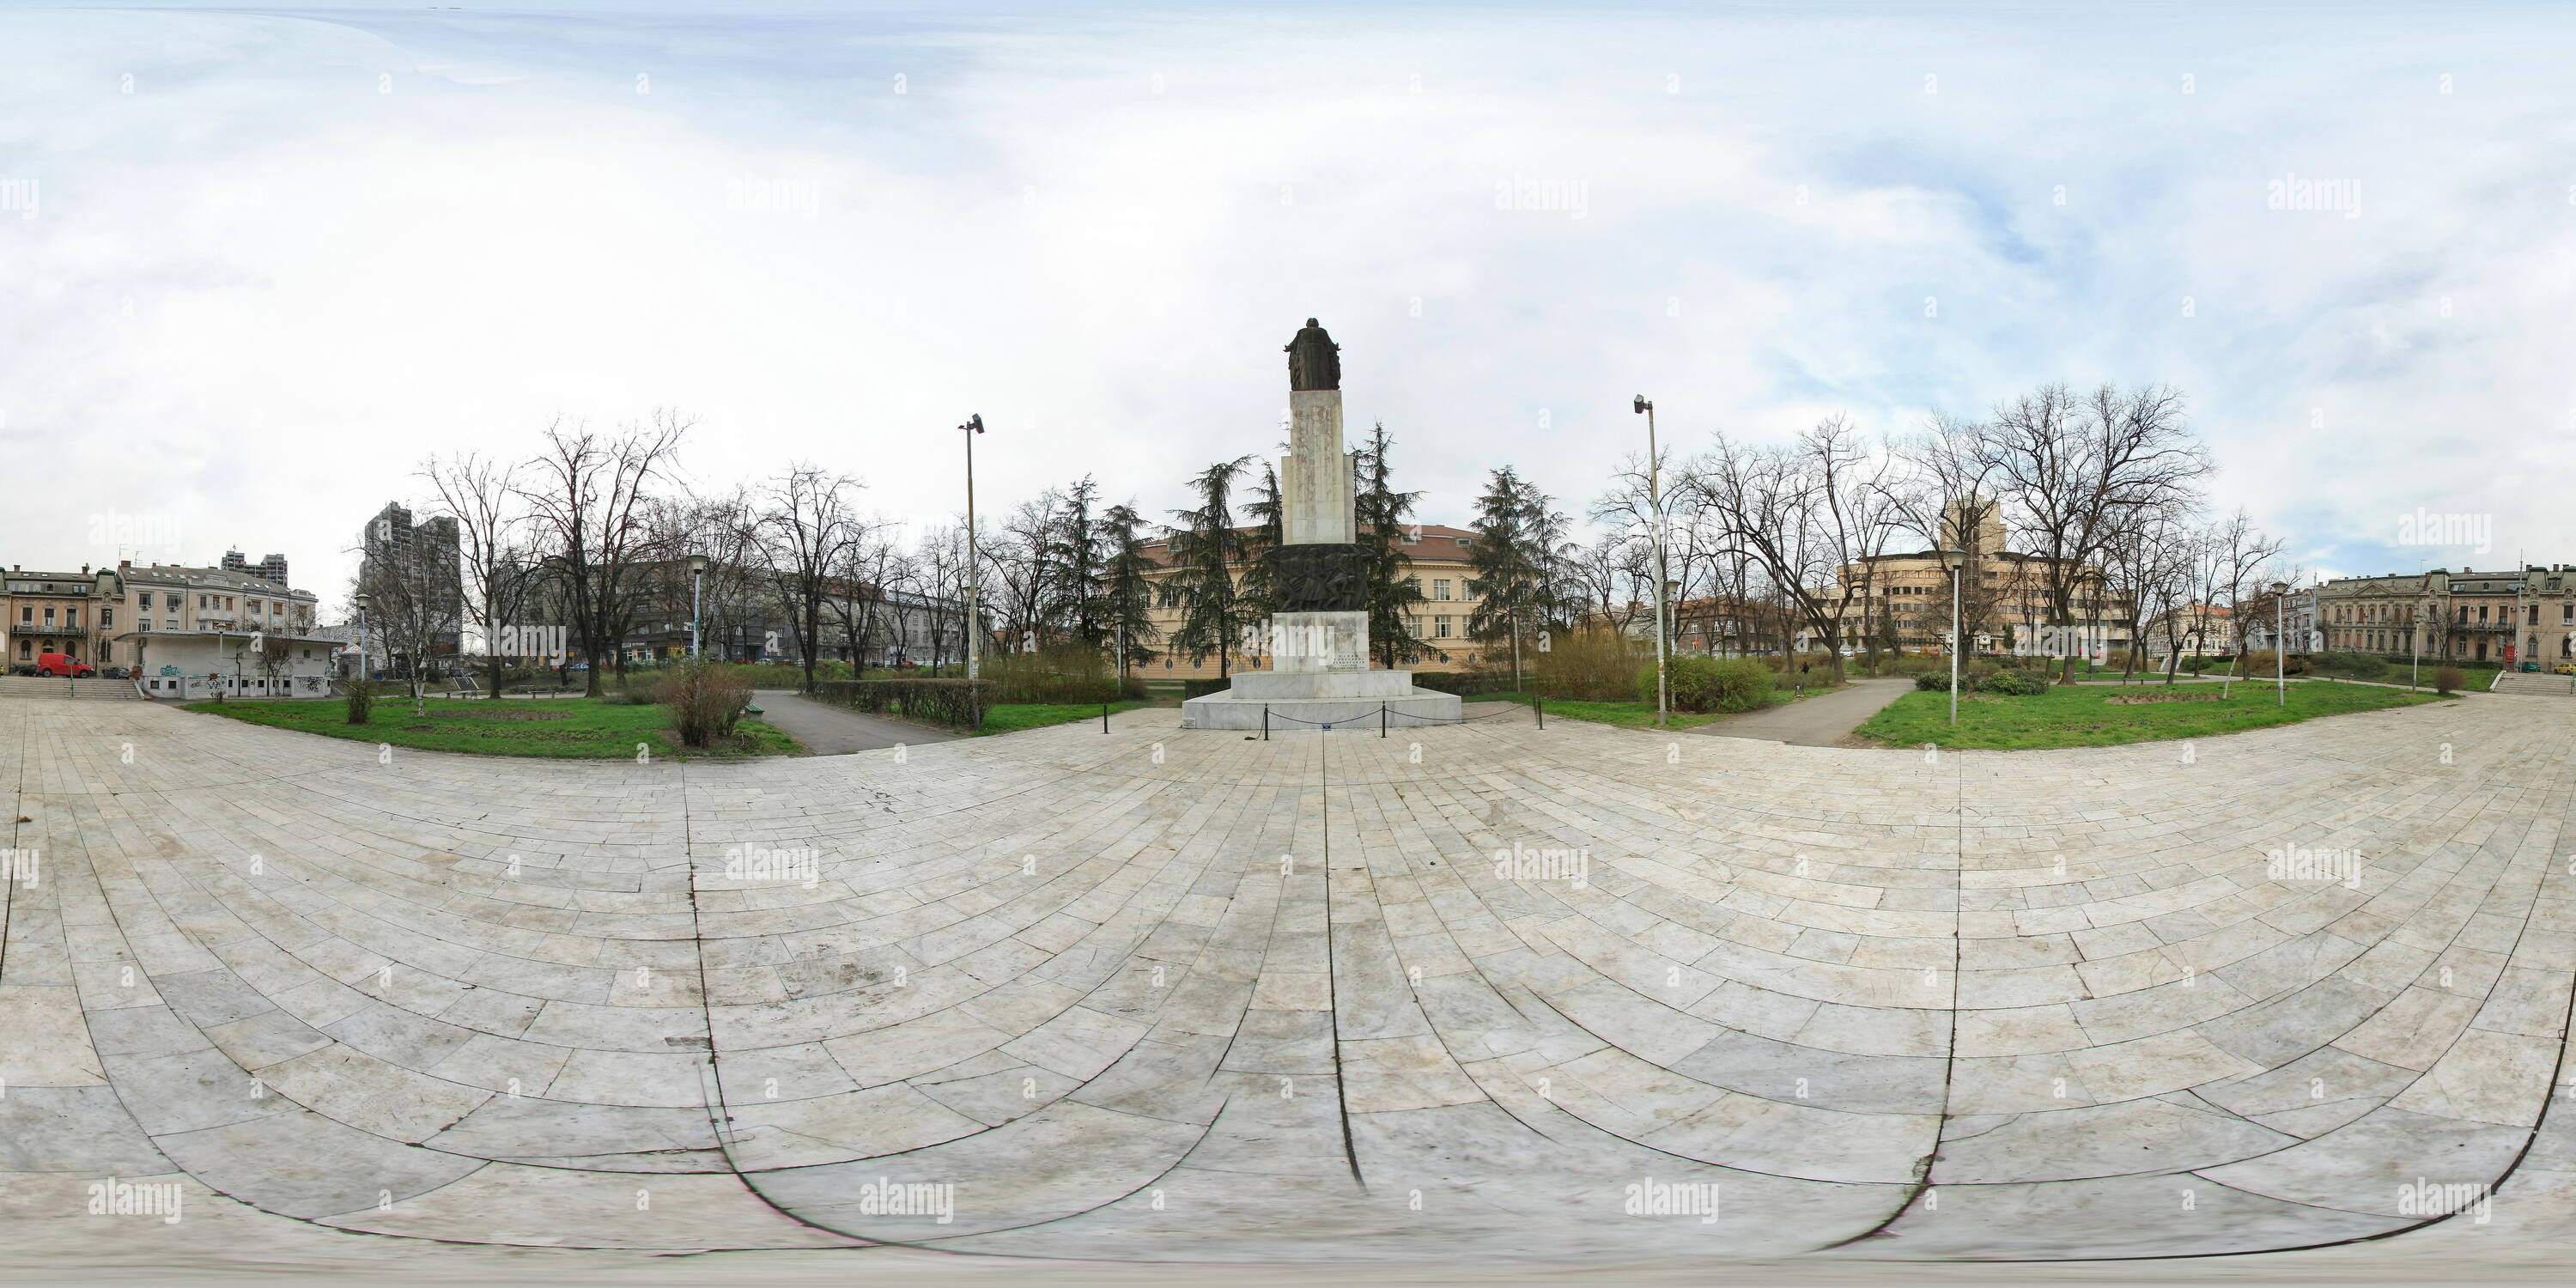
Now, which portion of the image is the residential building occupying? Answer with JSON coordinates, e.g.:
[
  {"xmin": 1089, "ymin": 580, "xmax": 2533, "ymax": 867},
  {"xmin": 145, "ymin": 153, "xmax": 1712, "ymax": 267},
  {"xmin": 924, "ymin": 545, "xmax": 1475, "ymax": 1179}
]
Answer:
[
  {"xmin": 107, "ymin": 560, "xmax": 335, "ymax": 697},
  {"xmin": 2314, "ymin": 566, "xmax": 2576, "ymax": 666},
  {"xmin": 1138, "ymin": 523, "xmax": 1487, "ymax": 678},
  {"xmin": 220, "ymin": 549, "xmax": 290, "ymax": 586},
  {"xmin": 2140, "ymin": 604, "xmax": 2233, "ymax": 659},
  {"xmin": 4, "ymin": 565, "xmax": 121, "ymax": 670},
  {"xmin": 360, "ymin": 502, "xmax": 465, "ymax": 665}
]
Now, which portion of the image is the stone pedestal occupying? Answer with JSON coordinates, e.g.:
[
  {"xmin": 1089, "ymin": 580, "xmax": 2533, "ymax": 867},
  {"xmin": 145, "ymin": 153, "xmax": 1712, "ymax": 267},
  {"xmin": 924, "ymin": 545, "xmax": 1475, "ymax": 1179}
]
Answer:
[{"xmin": 1182, "ymin": 673, "xmax": 1462, "ymax": 731}]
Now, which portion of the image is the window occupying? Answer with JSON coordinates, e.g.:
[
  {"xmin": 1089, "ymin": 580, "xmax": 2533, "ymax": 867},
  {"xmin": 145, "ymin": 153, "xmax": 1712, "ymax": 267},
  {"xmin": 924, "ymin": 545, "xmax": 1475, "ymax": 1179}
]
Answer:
[
  {"xmin": 1433, "ymin": 580, "xmax": 1452, "ymax": 602},
  {"xmin": 101, "ymin": 609, "xmax": 112, "ymax": 628},
  {"xmin": 42, "ymin": 607, "xmax": 54, "ymax": 625},
  {"xmin": 15, "ymin": 606, "xmax": 26, "ymax": 623},
  {"xmin": 65, "ymin": 609, "xmax": 78, "ymax": 628},
  {"xmin": 1435, "ymin": 617, "xmax": 1453, "ymax": 638},
  {"xmin": 138, "ymin": 592, "xmax": 152, "ymax": 610}
]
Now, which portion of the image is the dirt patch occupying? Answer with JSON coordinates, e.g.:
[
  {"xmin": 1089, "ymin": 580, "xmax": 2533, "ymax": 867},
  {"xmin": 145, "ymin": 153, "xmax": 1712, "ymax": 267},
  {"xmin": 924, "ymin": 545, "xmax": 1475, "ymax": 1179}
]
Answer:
[
  {"xmin": 2104, "ymin": 691, "xmax": 2226, "ymax": 705},
  {"xmin": 432, "ymin": 708, "xmax": 572, "ymax": 721}
]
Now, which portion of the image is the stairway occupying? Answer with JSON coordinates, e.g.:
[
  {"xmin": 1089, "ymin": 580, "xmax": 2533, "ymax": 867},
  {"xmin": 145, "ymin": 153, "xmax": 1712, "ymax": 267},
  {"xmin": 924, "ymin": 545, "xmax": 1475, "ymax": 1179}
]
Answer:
[
  {"xmin": 0, "ymin": 675, "xmax": 144, "ymax": 700},
  {"xmin": 2490, "ymin": 671, "xmax": 2575, "ymax": 696}
]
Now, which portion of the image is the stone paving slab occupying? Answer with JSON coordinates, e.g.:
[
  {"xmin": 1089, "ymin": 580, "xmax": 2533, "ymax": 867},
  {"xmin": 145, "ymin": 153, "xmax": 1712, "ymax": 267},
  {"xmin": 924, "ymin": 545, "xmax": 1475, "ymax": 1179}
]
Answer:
[{"xmin": 0, "ymin": 689, "xmax": 2570, "ymax": 1274}]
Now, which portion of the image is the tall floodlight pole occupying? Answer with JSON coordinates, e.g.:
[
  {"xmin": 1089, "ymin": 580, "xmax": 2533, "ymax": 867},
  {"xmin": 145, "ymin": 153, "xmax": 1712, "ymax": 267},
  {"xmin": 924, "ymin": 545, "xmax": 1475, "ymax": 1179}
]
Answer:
[
  {"xmin": 2269, "ymin": 580, "xmax": 2289, "ymax": 706},
  {"xmin": 1937, "ymin": 550, "xmax": 1966, "ymax": 725},
  {"xmin": 960, "ymin": 414, "xmax": 986, "ymax": 681},
  {"xmin": 1634, "ymin": 396, "xmax": 1668, "ymax": 727}
]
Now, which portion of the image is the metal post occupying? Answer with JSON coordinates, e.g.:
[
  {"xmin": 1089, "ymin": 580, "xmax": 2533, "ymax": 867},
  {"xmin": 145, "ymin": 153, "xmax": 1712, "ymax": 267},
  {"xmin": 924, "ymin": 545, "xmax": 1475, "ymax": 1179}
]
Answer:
[
  {"xmin": 1948, "ymin": 564, "xmax": 1961, "ymax": 726},
  {"xmin": 1262, "ymin": 705, "xmax": 1269, "ymax": 741},
  {"xmin": 1534, "ymin": 696, "xmax": 1545, "ymax": 729},
  {"xmin": 1637, "ymin": 396, "xmax": 1669, "ymax": 728},
  {"xmin": 1102, "ymin": 701, "xmax": 1109, "ymax": 732},
  {"xmin": 690, "ymin": 568, "xmax": 702, "ymax": 659},
  {"xmin": 1380, "ymin": 704, "xmax": 1388, "ymax": 738},
  {"xmin": 961, "ymin": 414, "xmax": 985, "ymax": 682},
  {"xmin": 2275, "ymin": 592, "xmax": 2287, "ymax": 706}
]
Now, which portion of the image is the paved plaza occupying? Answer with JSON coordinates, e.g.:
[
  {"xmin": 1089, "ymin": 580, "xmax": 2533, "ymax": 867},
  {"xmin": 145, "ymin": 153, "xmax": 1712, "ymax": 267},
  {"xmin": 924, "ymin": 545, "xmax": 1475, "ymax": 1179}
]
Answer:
[{"xmin": 3, "ymin": 690, "xmax": 2573, "ymax": 1278}]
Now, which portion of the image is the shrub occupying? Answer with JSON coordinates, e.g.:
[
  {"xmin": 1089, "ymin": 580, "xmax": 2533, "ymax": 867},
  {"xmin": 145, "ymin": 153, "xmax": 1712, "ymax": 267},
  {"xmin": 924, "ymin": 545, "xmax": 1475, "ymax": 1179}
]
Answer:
[
  {"xmin": 1976, "ymin": 669, "xmax": 2050, "ymax": 696},
  {"xmin": 2309, "ymin": 651, "xmax": 2388, "ymax": 681},
  {"xmin": 1535, "ymin": 629, "xmax": 1645, "ymax": 702},
  {"xmin": 1118, "ymin": 674, "xmax": 1149, "ymax": 702},
  {"xmin": 610, "ymin": 671, "xmax": 665, "ymax": 705},
  {"xmin": 2434, "ymin": 665, "xmax": 2464, "ymax": 695},
  {"xmin": 986, "ymin": 645, "xmax": 1119, "ymax": 704},
  {"xmin": 1182, "ymin": 676, "xmax": 1232, "ymax": 700},
  {"xmin": 1649, "ymin": 656, "xmax": 1772, "ymax": 713},
  {"xmin": 343, "ymin": 676, "xmax": 378, "ymax": 724},
  {"xmin": 814, "ymin": 677, "xmax": 996, "ymax": 728},
  {"xmin": 1914, "ymin": 670, "xmax": 1953, "ymax": 692},
  {"xmin": 657, "ymin": 661, "xmax": 753, "ymax": 748}
]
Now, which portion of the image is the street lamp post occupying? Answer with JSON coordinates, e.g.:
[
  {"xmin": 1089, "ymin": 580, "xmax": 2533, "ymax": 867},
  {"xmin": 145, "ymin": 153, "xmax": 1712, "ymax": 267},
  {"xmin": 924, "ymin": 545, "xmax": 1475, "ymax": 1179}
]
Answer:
[
  {"xmin": 960, "ymin": 414, "xmax": 986, "ymax": 682},
  {"xmin": 352, "ymin": 592, "xmax": 371, "ymax": 685},
  {"xmin": 2269, "ymin": 580, "xmax": 2289, "ymax": 706},
  {"xmin": 1937, "ymin": 549, "xmax": 1966, "ymax": 726},
  {"xmin": 1634, "ymin": 396, "xmax": 1669, "ymax": 727},
  {"xmin": 685, "ymin": 553, "xmax": 709, "ymax": 660}
]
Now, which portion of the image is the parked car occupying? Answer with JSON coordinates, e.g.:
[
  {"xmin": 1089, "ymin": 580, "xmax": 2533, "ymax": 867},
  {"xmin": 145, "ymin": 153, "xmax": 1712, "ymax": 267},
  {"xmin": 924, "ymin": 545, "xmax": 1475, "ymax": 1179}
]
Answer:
[
  {"xmin": 34, "ymin": 653, "xmax": 97, "ymax": 677},
  {"xmin": 100, "ymin": 665, "xmax": 132, "ymax": 679},
  {"xmin": 2555, "ymin": 663, "xmax": 2574, "ymax": 676}
]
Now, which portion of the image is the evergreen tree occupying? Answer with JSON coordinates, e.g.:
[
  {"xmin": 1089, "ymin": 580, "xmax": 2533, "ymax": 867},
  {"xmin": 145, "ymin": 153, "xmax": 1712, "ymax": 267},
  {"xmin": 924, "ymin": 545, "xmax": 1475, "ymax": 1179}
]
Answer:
[
  {"xmin": 1237, "ymin": 461, "xmax": 1284, "ymax": 627},
  {"xmin": 1041, "ymin": 476, "xmax": 1106, "ymax": 647},
  {"xmin": 1167, "ymin": 456, "xmax": 1259, "ymax": 677},
  {"xmin": 1098, "ymin": 501, "xmax": 1163, "ymax": 675},
  {"xmin": 1354, "ymin": 421, "xmax": 1431, "ymax": 667},
  {"xmin": 1465, "ymin": 466, "xmax": 1562, "ymax": 689}
]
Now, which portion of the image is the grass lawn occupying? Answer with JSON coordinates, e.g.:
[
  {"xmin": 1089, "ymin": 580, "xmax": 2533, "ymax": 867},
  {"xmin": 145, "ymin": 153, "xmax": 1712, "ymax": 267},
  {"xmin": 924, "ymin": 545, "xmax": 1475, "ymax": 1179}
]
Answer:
[
  {"xmin": 185, "ymin": 696, "xmax": 802, "ymax": 759},
  {"xmin": 973, "ymin": 701, "xmax": 1153, "ymax": 735},
  {"xmin": 1854, "ymin": 680, "xmax": 2446, "ymax": 750}
]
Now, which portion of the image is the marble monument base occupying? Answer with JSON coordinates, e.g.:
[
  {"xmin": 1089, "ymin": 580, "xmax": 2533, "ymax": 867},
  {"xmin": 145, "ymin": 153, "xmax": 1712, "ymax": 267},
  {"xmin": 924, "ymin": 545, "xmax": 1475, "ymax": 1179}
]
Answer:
[{"xmin": 1182, "ymin": 669, "xmax": 1464, "ymax": 731}]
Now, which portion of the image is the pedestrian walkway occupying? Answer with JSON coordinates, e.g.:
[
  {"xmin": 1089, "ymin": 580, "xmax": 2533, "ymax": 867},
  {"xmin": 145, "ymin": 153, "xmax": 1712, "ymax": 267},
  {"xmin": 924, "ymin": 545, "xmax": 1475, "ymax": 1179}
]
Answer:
[
  {"xmin": 1687, "ymin": 676, "xmax": 1912, "ymax": 745},
  {"xmin": 751, "ymin": 687, "xmax": 962, "ymax": 752}
]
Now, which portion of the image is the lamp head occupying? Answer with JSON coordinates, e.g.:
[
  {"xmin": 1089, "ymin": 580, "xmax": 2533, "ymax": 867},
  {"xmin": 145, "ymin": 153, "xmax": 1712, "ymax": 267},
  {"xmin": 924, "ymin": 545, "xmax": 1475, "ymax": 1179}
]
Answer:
[
  {"xmin": 1632, "ymin": 395, "xmax": 1650, "ymax": 415},
  {"xmin": 961, "ymin": 413, "xmax": 985, "ymax": 434},
  {"xmin": 353, "ymin": 592, "xmax": 370, "ymax": 611},
  {"xmin": 1936, "ymin": 548, "xmax": 1967, "ymax": 572},
  {"xmin": 2269, "ymin": 580, "xmax": 2288, "ymax": 594},
  {"xmin": 686, "ymin": 553, "xmax": 709, "ymax": 576}
]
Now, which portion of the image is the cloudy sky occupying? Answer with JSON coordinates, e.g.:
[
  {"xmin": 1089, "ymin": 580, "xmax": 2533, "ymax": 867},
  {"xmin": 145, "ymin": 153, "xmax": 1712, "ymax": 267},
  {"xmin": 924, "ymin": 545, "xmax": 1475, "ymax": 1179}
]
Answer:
[{"xmin": 3, "ymin": 1, "xmax": 2569, "ymax": 612}]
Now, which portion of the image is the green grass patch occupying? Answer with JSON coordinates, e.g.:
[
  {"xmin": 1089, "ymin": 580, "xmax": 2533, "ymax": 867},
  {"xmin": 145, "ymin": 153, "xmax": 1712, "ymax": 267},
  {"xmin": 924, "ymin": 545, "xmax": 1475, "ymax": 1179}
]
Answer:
[
  {"xmin": 1854, "ymin": 680, "xmax": 2445, "ymax": 750},
  {"xmin": 973, "ymin": 701, "xmax": 1153, "ymax": 736},
  {"xmin": 184, "ymin": 696, "xmax": 801, "ymax": 759}
]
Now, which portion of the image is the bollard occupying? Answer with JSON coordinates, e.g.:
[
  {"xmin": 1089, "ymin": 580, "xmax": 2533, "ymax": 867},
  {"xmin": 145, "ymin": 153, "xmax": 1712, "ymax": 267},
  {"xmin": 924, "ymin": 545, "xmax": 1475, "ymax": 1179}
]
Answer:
[
  {"xmin": 1381, "ymin": 704, "xmax": 1388, "ymax": 738},
  {"xmin": 1262, "ymin": 705, "xmax": 1270, "ymax": 741},
  {"xmin": 1534, "ymin": 696, "xmax": 1545, "ymax": 729},
  {"xmin": 1102, "ymin": 702, "xmax": 1110, "ymax": 732}
]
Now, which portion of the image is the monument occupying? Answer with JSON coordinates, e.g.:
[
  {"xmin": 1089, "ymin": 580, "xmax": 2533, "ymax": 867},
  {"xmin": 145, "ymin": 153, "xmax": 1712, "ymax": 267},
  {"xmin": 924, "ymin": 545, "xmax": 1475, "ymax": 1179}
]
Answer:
[{"xmin": 1181, "ymin": 319, "xmax": 1467, "ymax": 732}]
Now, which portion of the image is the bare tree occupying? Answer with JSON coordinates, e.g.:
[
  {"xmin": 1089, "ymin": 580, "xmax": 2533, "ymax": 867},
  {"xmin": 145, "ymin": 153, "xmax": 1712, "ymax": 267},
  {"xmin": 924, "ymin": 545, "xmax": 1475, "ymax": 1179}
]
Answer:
[
  {"xmin": 515, "ymin": 414, "xmax": 688, "ymax": 696},
  {"xmin": 422, "ymin": 452, "xmax": 532, "ymax": 700},
  {"xmin": 1979, "ymin": 383, "xmax": 2214, "ymax": 682},
  {"xmin": 750, "ymin": 465, "xmax": 866, "ymax": 692}
]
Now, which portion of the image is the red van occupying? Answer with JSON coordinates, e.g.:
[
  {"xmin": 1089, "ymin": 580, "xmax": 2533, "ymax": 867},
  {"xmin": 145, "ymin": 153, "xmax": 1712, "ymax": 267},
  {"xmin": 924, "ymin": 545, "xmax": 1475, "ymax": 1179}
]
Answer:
[{"xmin": 34, "ymin": 653, "xmax": 96, "ymax": 677}]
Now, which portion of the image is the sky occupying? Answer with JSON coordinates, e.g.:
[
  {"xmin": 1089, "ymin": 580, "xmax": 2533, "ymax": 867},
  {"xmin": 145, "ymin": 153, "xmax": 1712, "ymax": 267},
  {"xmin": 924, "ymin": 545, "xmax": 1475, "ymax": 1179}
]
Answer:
[{"xmin": 3, "ymin": 1, "xmax": 2572, "ymax": 616}]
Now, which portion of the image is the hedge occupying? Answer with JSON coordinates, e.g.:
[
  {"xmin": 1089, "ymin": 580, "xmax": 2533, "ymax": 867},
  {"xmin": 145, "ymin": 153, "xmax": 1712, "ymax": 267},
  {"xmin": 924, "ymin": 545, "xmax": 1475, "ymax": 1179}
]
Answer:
[{"xmin": 812, "ymin": 677, "xmax": 996, "ymax": 729}]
